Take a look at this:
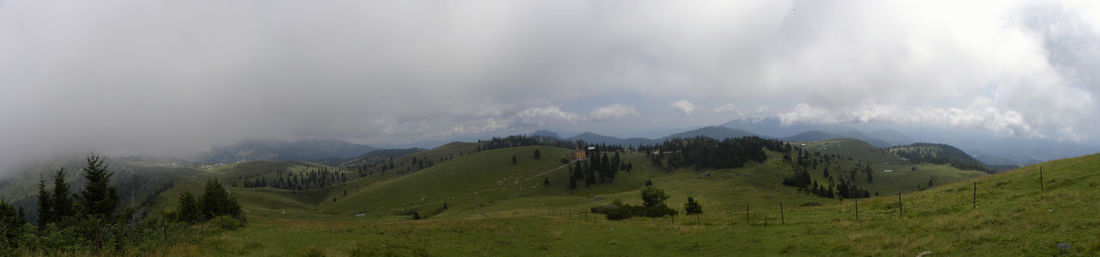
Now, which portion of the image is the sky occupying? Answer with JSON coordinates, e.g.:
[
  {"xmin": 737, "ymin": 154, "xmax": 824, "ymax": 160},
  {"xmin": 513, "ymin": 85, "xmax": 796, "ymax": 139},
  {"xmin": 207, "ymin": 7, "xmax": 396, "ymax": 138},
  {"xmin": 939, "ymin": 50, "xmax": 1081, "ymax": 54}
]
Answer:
[{"xmin": 2, "ymin": 0, "xmax": 1100, "ymax": 168}]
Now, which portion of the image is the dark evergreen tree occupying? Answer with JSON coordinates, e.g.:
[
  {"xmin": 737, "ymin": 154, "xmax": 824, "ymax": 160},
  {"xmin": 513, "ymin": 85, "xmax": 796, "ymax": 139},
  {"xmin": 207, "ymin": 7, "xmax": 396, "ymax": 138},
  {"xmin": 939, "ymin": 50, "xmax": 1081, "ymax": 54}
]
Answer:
[
  {"xmin": 0, "ymin": 200, "xmax": 27, "ymax": 247},
  {"xmin": 200, "ymin": 179, "xmax": 238, "ymax": 219},
  {"xmin": 51, "ymin": 168, "xmax": 75, "ymax": 220},
  {"xmin": 77, "ymin": 155, "xmax": 118, "ymax": 219},
  {"xmin": 36, "ymin": 173, "xmax": 52, "ymax": 228},
  {"xmin": 684, "ymin": 197, "xmax": 703, "ymax": 215},
  {"xmin": 865, "ymin": 164, "xmax": 874, "ymax": 183},
  {"xmin": 175, "ymin": 191, "xmax": 201, "ymax": 224},
  {"xmin": 533, "ymin": 149, "xmax": 541, "ymax": 159}
]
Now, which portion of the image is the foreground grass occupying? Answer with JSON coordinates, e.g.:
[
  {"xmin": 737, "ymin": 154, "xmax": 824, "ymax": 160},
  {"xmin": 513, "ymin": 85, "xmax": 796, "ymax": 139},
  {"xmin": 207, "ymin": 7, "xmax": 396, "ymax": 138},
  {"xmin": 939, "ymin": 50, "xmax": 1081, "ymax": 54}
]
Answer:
[{"xmin": 158, "ymin": 153, "xmax": 1100, "ymax": 256}]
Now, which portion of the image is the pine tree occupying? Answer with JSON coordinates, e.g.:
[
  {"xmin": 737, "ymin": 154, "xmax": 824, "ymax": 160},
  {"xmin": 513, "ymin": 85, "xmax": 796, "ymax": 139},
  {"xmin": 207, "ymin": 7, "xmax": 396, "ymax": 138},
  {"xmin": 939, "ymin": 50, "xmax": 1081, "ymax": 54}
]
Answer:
[
  {"xmin": 199, "ymin": 179, "xmax": 243, "ymax": 220},
  {"xmin": 77, "ymin": 155, "xmax": 119, "ymax": 219},
  {"xmin": 175, "ymin": 191, "xmax": 200, "ymax": 224},
  {"xmin": 37, "ymin": 173, "xmax": 52, "ymax": 228},
  {"xmin": 0, "ymin": 200, "xmax": 27, "ymax": 244},
  {"xmin": 51, "ymin": 168, "xmax": 74, "ymax": 220},
  {"xmin": 684, "ymin": 197, "xmax": 703, "ymax": 215},
  {"xmin": 200, "ymin": 179, "xmax": 229, "ymax": 219}
]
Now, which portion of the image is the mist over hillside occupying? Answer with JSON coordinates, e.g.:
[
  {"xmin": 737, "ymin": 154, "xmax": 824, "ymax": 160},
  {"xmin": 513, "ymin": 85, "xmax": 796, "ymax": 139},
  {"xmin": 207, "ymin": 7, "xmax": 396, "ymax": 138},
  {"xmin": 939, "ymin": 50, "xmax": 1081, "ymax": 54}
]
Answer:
[{"xmin": 199, "ymin": 139, "xmax": 376, "ymax": 164}]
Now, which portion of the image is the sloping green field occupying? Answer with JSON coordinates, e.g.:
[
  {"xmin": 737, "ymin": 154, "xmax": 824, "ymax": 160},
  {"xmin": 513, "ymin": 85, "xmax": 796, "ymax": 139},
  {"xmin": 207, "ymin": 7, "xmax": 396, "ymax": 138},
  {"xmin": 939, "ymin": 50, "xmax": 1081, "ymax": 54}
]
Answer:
[{"xmin": 144, "ymin": 144, "xmax": 1100, "ymax": 256}]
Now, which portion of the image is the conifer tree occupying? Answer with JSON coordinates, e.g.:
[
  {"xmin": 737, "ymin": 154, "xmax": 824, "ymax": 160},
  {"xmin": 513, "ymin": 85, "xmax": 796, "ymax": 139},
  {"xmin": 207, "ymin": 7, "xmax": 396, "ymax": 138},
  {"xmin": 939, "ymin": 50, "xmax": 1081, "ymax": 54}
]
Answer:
[
  {"xmin": 175, "ymin": 191, "xmax": 200, "ymax": 224},
  {"xmin": 684, "ymin": 197, "xmax": 703, "ymax": 214},
  {"xmin": 36, "ymin": 173, "xmax": 52, "ymax": 228},
  {"xmin": 77, "ymin": 155, "xmax": 118, "ymax": 219},
  {"xmin": 51, "ymin": 168, "xmax": 75, "ymax": 220}
]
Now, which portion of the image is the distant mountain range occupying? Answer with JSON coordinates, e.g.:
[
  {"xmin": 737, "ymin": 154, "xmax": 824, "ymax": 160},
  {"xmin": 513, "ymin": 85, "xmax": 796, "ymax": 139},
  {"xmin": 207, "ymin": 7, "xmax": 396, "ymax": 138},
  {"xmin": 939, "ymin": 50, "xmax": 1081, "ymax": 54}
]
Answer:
[
  {"xmin": 199, "ymin": 139, "xmax": 376, "ymax": 163},
  {"xmin": 558, "ymin": 126, "xmax": 760, "ymax": 147},
  {"xmin": 198, "ymin": 116, "xmax": 1098, "ymax": 168},
  {"xmin": 782, "ymin": 130, "xmax": 894, "ymax": 148},
  {"xmin": 719, "ymin": 117, "xmax": 1100, "ymax": 166}
]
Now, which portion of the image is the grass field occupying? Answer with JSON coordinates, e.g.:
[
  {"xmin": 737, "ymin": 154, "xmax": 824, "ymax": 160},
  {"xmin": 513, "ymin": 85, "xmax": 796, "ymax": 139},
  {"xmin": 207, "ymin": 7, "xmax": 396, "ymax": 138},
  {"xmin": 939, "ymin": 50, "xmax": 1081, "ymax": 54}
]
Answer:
[{"xmin": 141, "ymin": 145, "xmax": 1100, "ymax": 256}]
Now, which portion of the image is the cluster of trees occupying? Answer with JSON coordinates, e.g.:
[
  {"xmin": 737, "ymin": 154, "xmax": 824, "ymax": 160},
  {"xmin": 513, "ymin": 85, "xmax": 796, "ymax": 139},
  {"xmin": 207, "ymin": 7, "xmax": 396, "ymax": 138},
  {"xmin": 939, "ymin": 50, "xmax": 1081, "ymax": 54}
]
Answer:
[
  {"xmin": 339, "ymin": 149, "xmax": 421, "ymax": 173},
  {"xmin": 638, "ymin": 136, "xmax": 787, "ymax": 170},
  {"xmin": 477, "ymin": 135, "xmax": 574, "ymax": 151},
  {"xmin": 234, "ymin": 167, "xmax": 350, "ymax": 190},
  {"xmin": 782, "ymin": 148, "xmax": 874, "ymax": 199},
  {"xmin": 477, "ymin": 135, "xmax": 625, "ymax": 153},
  {"xmin": 171, "ymin": 179, "xmax": 243, "ymax": 224},
  {"xmin": 592, "ymin": 184, "xmax": 679, "ymax": 220},
  {"xmin": 0, "ymin": 155, "xmax": 244, "ymax": 254},
  {"xmin": 890, "ymin": 143, "xmax": 991, "ymax": 172},
  {"xmin": 568, "ymin": 149, "xmax": 631, "ymax": 190}
]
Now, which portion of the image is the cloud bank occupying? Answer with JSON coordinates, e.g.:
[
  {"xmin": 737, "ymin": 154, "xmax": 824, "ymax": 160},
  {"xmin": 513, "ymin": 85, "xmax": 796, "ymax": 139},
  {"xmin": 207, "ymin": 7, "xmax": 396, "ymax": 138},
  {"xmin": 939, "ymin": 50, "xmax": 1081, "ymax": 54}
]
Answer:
[{"xmin": 1, "ymin": 0, "xmax": 1099, "ymax": 169}]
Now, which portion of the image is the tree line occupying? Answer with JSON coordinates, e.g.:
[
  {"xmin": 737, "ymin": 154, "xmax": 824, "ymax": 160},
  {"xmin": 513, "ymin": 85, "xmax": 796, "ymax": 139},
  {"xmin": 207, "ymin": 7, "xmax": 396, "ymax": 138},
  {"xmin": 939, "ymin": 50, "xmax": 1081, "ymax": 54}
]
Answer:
[
  {"xmin": 234, "ymin": 167, "xmax": 350, "ymax": 190},
  {"xmin": 637, "ymin": 136, "xmax": 787, "ymax": 171},
  {"xmin": 0, "ymin": 155, "xmax": 244, "ymax": 255},
  {"xmin": 781, "ymin": 147, "xmax": 873, "ymax": 199},
  {"xmin": 592, "ymin": 181, "xmax": 702, "ymax": 220},
  {"xmin": 568, "ymin": 149, "xmax": 632, "ymax": 190}
]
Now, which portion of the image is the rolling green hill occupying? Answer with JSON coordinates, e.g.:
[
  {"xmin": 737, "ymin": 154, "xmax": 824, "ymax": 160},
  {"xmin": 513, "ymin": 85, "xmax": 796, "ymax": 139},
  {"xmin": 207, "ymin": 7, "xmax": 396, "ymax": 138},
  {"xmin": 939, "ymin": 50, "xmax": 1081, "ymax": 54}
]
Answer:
[
  {"xmin": 154, "ymin": 150, "xmax": 1100, "ymax": 257},
  {"xmin": 17, "ymin": 137, "xmax": 1095, "ymax": 256},
  {"xmin": 890, "ymin": 143, "xmax": 991, "ymax": 172}
]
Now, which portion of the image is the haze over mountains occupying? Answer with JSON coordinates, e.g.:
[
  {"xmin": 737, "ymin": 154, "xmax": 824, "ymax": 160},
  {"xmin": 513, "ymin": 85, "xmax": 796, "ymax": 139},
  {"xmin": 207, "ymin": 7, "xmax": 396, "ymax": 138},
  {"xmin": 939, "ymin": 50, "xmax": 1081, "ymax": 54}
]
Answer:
[{"xmin": 184, "ymin": 116, "xmax": 1089, "ymax": 170}]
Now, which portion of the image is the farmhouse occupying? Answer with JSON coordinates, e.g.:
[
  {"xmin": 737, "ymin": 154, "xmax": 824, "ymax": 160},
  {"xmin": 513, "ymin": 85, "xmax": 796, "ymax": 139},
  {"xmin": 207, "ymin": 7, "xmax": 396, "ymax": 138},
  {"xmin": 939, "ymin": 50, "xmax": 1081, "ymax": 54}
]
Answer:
[{"xmin": 571, "ymin": 149, "xmax": 586, "ymax": 161}]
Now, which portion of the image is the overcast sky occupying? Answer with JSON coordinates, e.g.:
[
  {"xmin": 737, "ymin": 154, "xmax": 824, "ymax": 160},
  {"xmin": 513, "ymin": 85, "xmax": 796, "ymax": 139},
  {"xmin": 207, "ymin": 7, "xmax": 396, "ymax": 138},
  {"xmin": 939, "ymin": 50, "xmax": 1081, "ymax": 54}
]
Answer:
[{"xmin": 2, "ymin": 0, "xmax": 1100, "ymax": 166}]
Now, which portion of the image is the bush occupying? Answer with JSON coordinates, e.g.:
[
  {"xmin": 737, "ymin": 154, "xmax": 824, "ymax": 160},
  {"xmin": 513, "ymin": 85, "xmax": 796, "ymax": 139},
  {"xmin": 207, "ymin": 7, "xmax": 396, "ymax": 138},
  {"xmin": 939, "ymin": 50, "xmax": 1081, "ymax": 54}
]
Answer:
[
  {"xmin": 209, "ymin": 216, "xmax": 245, "ymax": 231},
  {"xmin": 684, "ymin": 197, "xmax": 703, "ymax": 215}
]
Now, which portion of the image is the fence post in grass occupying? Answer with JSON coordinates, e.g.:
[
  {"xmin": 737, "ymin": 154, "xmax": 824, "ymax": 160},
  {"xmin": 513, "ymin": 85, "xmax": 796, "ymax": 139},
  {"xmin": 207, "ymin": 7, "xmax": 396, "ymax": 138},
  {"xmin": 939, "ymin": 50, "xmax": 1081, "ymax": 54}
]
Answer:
[
  {"xmin": 972, "ymin": 182, "xmax": 977, "ymax": 210},
  {"xmin": 746, "ymin": 203, "xmax": 750, "ymax": 225},
  {"xmin": 780, "ymin": 202, "xmax": 784, "ymax": 225},
  {"xmin": 855, "ymin": 197, "xmax": 859, "ymax": 221},
  {"xmin": 1040, "ymin": 167, "xmax": 1044, "ymax": 191},
  {"xmin": 897, "ymin": 193, "xmax": 902, "ymax": 218}
]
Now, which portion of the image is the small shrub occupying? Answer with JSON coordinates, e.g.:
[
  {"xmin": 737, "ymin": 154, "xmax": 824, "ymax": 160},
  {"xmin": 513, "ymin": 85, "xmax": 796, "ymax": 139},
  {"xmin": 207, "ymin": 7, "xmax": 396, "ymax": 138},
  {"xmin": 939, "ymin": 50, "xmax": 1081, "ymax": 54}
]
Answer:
[
  {"xmin": 800, "ymin": 202, "xmax": 822, "ymax": 207},
  {"xmin": 299, "ymin": 245, "xmax": 327, "ymax": 257},
  {"xmin": 209, "ymin": 216, "xmax": 245, "ymax": 231}
]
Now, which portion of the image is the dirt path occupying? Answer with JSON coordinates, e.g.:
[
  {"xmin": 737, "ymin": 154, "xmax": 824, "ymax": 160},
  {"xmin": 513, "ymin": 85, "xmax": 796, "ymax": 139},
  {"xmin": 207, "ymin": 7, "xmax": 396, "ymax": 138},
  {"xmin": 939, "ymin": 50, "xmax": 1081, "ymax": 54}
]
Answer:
[{"xmin": 522, "ymin": 161, "xmax": 575, "ymax": 181}]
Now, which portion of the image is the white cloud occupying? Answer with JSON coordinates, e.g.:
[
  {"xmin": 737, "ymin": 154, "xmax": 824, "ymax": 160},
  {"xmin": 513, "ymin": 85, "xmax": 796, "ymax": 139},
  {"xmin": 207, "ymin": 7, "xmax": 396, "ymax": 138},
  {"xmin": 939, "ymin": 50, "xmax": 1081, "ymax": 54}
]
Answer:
[
  {"xmin": 670, "ymin": 100, "xmax": 699, "ymax": 115},
  {"xmin": 588, "ymin": 104, "xmax": 639, "ymax": 121},
  {"xmin": 2, "ymin": 0, "xmax": 1100, "ymax": 170},
  {"xmin": 778, "ymin": 101, "xmax": 1042, "ymax": 138},
  {"xmin": 714, "ymin": 103, "xmax": 739, "ymax": 113}
]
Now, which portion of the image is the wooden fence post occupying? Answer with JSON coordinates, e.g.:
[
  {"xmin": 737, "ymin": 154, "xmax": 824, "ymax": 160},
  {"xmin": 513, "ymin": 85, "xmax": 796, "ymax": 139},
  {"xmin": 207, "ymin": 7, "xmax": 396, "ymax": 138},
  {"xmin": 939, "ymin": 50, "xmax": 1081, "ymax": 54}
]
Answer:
[
  {"xmin": 972, "ymin": 182, "xmax": 977, "ymax": 210},
  {"xmin": 780, "ymin": 202, "xmax": 784, "ymax": 225},
  {"xmin": 1040, "ymin": 167, "xmax": 1044, "ymax": 191},
  {"xmin": 897, "ymin": 193, "xmax": 902, "ymax": 218},
  {"xmin": 745, "ymin": 203, "xmax": 750, "ymax": 225},
  {"xmin": 855, "ymin": 198, "xmax": 859, "ymax": 221}
]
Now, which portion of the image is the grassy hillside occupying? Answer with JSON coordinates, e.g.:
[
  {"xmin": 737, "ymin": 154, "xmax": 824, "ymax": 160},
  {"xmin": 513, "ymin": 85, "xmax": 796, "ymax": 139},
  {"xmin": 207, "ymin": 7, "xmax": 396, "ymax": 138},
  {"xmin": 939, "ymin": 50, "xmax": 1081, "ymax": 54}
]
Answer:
[
  {"xmin": 151, "ymin": 152, "xmax": 1100, "ymax": 257},
  {"xmin": 800, "ymin": 138, "xmax": 902, "ymax": 164},
  {"xmin": 319, "ymin": 146, "xmax": 573, "ymax": 216},
  {"xmin": 796, "ymin": 138, "xmax": 985, "ymax": 195},
  {"xmin": 890, "ymin": 143, "xmax": 991, "ymax": 172}
]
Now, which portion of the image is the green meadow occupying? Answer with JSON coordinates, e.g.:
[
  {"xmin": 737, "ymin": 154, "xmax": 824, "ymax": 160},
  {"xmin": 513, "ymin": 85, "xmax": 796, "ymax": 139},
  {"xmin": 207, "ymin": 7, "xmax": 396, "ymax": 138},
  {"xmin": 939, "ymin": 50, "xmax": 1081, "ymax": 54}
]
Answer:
[{"xmin": 137, "ymin": 145, "xmax": 1100, "ymax": 257}]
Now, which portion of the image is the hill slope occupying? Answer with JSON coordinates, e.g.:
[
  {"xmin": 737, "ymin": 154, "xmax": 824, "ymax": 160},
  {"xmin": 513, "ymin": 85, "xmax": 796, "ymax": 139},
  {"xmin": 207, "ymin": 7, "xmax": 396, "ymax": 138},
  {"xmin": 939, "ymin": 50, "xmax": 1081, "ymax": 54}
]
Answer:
[
  {"xmin": 890, "ymin": 143, "xmax": 991, "ymax": 172},
  {"xmin": 200, "ymin": 139, "xmax": 376, "ymax": 163}
]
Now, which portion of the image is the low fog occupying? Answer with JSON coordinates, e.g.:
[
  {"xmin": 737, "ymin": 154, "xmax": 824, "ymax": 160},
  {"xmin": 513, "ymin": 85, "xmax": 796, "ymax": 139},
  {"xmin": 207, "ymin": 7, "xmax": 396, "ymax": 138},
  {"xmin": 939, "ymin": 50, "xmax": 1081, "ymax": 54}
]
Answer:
[{"xmin": 3, "ymin": 0, "xmax": 1100, "ymax": 173}]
